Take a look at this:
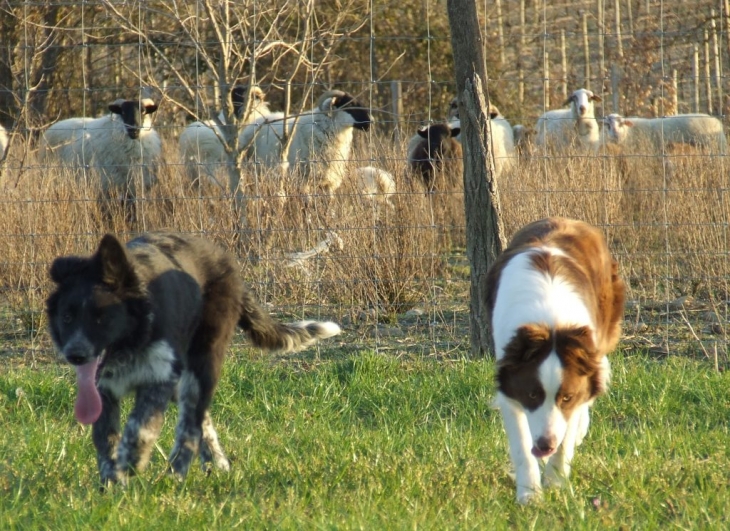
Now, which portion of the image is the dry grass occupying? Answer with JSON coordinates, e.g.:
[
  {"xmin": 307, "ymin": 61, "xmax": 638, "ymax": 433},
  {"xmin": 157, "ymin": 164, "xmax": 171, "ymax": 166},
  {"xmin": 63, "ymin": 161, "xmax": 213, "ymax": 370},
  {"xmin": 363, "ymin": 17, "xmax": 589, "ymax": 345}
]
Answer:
[{"xmin": 0, "ymin": 136, "xmax": 728, "ymax": 362}]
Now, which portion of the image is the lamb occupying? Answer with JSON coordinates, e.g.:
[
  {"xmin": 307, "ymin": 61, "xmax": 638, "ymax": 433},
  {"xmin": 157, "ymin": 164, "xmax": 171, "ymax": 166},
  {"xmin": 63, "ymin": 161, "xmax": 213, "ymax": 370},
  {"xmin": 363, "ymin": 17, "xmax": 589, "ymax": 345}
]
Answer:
[
  {"xmin": 407, "ymin": 122, "xmax": 463, "ymax": 193},
  {"xmin": 354, "ymin": 166, "xmax": 396, "ymax": 210},
  {"xmin": 40, "ymin": 98, "xmax": 161, "ymax": 199},
  {"xmin": 602, "ymin": 113, "xmax": 727, "ymax": 154},
  {"xmin": 179, "ymin": 85, "xmax": 271, "ymax": 188},
  {"xmin": 447, "ymin": 97, "xmax": 516, "ymax": 177},
  {"xmin": 240, "ymin": 90, "xmax": 373, "ymax": 195},
  {"xmin": 535, "ymin": 88, "xmax": 602, "ymax": 151}
]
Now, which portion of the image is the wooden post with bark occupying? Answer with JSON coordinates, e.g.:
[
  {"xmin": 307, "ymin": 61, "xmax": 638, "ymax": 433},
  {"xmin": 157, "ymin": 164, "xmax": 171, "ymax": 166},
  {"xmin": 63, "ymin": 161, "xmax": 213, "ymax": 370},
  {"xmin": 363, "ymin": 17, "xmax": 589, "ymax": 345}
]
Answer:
[{"xmin": 446, "ymin": 0, "xmax": 506, "ymax": 358}]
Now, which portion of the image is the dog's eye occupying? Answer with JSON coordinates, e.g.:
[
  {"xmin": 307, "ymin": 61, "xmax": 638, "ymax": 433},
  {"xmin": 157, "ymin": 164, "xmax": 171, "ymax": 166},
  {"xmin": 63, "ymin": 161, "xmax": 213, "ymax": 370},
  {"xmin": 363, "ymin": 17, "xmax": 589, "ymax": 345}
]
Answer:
[
  {"xmin": 562, "ymin": 395, "xmax": 573, "ymax": 403},
  {"xmin": 62, "ymin": 313, "xmax": 72, "ymax": 324},
  {"xmin": 528, "ymin": 392, "xmax": 538, "ymax": 400}
]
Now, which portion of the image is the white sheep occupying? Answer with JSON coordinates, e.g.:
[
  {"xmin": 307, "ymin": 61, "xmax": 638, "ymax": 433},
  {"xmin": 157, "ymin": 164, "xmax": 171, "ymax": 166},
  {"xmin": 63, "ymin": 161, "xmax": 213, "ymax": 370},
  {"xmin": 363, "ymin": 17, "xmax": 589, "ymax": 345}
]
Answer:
[
  {"xmin": 447, "ymin": 97, "xmax": 516, "ymax": 177},
  {"xmin": 0, "ymin": 124, "xmax": 8, "ymax": 161},
  {"xmin": 535, "ymin": 88, "xmax": 602, "ymax": 151},
  {"xmin": 179, "ymin": 85, "xmax": 271, "ymax": 188},
  {"xmin": 240, "ymin": 90, "xmax": 373, "ymax": 195},
  {"xmin": 602, "ymin": 113, "xmax": 727, "ymax": 154},
  {"xmin": 40, "ymin": 98, "xmax": 161, "ymax": 198},
  {"xmin": 354, "ymin": 166, "xmax": 396, "ymax": 210}
]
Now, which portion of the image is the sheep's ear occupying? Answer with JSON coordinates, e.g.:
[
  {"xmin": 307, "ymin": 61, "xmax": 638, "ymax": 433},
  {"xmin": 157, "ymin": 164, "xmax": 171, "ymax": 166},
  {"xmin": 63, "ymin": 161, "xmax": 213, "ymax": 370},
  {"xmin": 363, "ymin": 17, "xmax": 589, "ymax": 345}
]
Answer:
[
  {"xmin": 489, "ymin": 111, "xmax": 499, "ymax": 119},
  {"xmin": 624, "ymin": 119, "xmax": 634, "ymax": 127},
  {"xmin": 450, "ymin": 126, "xmax": 461, "ymax": 137},
  {"xmin": 417, "ymin": 126, "xmax": 430, "ymax": 138},
  {"xmin": 591, "ymin": 94, "xmax": 603, "ymax": 102},
  {"xmin": 143, "ymin": 102, "xmax": 158, "ymax": 115},
  {"xmin": 319, "ymin": 97, "xmax": 336, "ymax": 112},
  {"xmin": 562, "ymin": 95, "xmax": 574, "ymax": 106},
  {"xmin": 109, "ymin": 99, "xmax": 126, "ymax": 115}
]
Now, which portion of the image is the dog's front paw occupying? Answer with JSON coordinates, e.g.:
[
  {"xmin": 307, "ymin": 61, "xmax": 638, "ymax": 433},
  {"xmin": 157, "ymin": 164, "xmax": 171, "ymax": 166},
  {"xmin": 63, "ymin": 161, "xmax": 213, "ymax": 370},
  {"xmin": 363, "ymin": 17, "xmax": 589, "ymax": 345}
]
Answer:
[
  {"xmin": 544, "ymin": 461, "xmax": 571, "ymax": 489},
  {"xmin": 98, "ymin": 463, "xmax": 128, "ymax": 491},
  {"xmin": 516, "ymin": 484, "xmax": 542, "ymax": 505}
]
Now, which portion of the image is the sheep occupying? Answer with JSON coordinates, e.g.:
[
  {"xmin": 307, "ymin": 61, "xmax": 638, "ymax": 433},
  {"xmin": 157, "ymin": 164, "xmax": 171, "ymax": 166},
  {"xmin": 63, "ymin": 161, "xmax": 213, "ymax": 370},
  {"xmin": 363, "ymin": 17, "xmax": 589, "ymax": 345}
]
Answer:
[
  {"xmin": 535, "ymin": 88, "xmax": 602, "ymax": 151},
  {"xmin": 0, "ymin": 123, "xmax": 8, "ymax": 161},
  {"xmin": 354, "ymin": 166, "xmax": 396, "ymax": 210},
  {"xmin": 447, "ymin": 97, "xmax": 516, "ymax": 177},
  {"xmin": 40, "ymin": 98, "xmax": 161, "ymax": 200},
  {"xmin": 601, "ymin": 113, "xmax": 728, "ymax": 155},
  {"xmin": 179, "ymin": 85, "xmax": 271, "ymax": 188},
  {"xmin": 240, "ymin": 90, "xmax": 373, "ymax": 195},
  {"xmin": 407, "ymin": 122, "xmax": 463, "ymax": 193}
]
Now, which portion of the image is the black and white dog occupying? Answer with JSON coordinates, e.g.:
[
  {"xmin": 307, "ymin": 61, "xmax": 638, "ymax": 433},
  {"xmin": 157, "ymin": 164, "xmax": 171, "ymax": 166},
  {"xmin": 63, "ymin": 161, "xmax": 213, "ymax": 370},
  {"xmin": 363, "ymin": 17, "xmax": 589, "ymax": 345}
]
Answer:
[{"xmin": 46, "ymin": 233, "xmax": 341, "ymax": 486}]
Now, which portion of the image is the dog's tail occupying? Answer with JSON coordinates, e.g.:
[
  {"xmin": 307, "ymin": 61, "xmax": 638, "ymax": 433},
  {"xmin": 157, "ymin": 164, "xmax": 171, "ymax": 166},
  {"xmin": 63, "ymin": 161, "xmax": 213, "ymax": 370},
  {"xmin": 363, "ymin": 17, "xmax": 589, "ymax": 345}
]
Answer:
[{"xmin": 238, "ymin": 288, "xmax": 341, "ymax": 353}]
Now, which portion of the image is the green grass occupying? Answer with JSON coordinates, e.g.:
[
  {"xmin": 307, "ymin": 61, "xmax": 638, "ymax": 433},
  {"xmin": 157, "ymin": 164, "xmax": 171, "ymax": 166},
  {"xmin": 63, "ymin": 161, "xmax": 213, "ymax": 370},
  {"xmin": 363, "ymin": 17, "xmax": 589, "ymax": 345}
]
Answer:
[{"xmin": 1, "ymin": 350, "xmax": 728, "ymax": 530}]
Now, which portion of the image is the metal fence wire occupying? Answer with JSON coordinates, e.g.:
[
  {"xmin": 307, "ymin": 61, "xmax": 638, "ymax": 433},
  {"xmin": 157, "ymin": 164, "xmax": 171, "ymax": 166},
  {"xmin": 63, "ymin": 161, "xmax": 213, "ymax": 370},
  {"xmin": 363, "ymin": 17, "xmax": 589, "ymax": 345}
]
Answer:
[{"xmin": 0, "ymin": 0, "xmax": 728, "ymax": 365}]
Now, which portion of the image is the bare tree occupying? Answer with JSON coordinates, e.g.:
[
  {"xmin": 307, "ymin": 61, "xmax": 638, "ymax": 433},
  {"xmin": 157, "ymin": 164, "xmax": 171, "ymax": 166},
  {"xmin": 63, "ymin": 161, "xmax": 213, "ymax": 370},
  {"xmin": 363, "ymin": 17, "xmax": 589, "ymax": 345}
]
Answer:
[
  {"xmin": 97, "ymin": 0, "xmax": 366, "ymax": 232},
  {"xmin": 446, "ymin": 0, "xmax": 506, "ymax": 357}
]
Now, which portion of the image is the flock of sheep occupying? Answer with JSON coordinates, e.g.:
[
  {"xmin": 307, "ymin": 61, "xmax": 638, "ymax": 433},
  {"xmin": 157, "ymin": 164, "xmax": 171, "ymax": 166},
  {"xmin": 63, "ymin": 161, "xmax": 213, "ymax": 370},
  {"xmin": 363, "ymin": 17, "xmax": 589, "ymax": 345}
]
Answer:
[{"xmin": 0, "ymin": 84, "xmax": 727, "ymax": 219}]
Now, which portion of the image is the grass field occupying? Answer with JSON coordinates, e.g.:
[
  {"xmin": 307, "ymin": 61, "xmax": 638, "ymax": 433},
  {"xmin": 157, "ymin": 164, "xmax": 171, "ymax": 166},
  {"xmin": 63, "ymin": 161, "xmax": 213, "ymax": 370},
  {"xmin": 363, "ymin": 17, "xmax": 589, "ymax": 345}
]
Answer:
[{"xmin": 1, "ymin": 348, "xmax": 728, "ymax": 530}]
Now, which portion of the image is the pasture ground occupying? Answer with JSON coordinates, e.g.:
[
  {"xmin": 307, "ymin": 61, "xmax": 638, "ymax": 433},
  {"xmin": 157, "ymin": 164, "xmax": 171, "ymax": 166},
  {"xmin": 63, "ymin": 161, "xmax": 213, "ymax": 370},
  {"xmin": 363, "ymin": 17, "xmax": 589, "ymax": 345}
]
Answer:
[
  {"xmin": 0, "ymin": 141, "xmax": 728, "ymax": 528},
  {"xmin": 1, "ymin": 349, "xmax": 728, "ymax": 530}
]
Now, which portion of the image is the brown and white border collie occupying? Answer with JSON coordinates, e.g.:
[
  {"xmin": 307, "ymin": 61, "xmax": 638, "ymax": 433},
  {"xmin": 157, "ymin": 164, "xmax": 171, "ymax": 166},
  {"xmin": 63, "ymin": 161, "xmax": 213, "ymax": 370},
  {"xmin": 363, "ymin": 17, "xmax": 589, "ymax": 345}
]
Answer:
[{"xmin": 485, "ymin": 217, "xmax": 625, "ymax": 504}]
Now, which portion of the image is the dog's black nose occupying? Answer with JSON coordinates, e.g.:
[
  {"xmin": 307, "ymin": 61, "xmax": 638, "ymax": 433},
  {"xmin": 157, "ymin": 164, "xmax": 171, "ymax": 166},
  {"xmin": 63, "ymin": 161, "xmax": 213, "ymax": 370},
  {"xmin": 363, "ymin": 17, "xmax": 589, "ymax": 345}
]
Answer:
[
  {"xmin": 536, "ymin": 436, "xmax": 556, "ymax": 453},
  {"xmin": 66, "ymin": 354, "xmax": 90, "ymax": 366}
]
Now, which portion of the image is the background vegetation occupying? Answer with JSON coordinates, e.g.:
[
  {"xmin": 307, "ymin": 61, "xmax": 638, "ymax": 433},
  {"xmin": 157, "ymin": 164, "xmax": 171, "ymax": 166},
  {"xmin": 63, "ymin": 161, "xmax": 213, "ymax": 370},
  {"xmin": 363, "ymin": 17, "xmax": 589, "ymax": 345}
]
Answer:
[{"xmin": 0, "ymin": 2, "xmax": 728, "ymax": 525}]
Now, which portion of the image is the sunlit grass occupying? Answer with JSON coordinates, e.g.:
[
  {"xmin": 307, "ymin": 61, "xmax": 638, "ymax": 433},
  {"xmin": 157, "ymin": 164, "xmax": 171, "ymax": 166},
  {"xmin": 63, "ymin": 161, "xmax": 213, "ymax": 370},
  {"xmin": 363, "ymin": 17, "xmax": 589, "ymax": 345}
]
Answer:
[{"xmin": 1, "ymin": 350, "xmax": 728, "ymax": 529}]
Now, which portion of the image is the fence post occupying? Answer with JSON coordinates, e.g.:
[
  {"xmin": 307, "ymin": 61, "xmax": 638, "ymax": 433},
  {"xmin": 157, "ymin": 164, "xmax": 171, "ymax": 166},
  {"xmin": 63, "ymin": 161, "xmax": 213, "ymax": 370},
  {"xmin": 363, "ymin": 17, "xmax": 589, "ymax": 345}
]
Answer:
[
  {"xmin": 583, "ymin": 12, "xmax": 591, "ymax": 89},
  {"xmin": 614, "ymin": 0, "xmax": 623, "ymax": 58},
  {"xmin": 496, "ymin": 0, "xmax": 505, "ymax": 65},
  {"xmin": 390, "ymin": 80, "xmax": 403, "ymax": 142},
  {"xmin": 561, "ymin": 30, "xmax": 568, "ymax": 101},
  {"xmin": 692, "ymin": 43, "xmax": 700, "ymax": 113},
  {"xmin": 447, "ymin": 0, "xmax": 506, "ymax": 357},
  {"xmin": 711, "ymin": 9, "xmax": 723, "ymax": 117},
  {"xmin": 704, "ymin": 30, "xmax": 712, "ymax": 114},
  {"xmin": 611, "ymin": 64, "xmax": 621, "ymax": 112}
]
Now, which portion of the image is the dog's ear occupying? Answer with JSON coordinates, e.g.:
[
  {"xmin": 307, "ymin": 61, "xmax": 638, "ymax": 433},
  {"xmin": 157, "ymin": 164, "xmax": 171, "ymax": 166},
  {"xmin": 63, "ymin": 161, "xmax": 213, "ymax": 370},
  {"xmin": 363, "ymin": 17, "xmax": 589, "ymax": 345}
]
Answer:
[
  {"xmin": 499, "ymin": 323, "xmax": 551, "ymax": 367},
  {"xmin": 49, "ymin": 256, "xmax": 90, "ymax": 284},
  {"xmin": 96, "ymin": 234, "xmax": 139, "ymax": 292}
]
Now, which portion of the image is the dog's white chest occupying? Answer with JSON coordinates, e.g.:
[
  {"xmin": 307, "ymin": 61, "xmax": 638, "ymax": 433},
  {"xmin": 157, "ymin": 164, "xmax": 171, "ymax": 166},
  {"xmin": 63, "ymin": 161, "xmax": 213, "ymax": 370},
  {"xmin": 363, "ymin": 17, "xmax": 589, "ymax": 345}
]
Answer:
[{"xmin": 98, "ymin": 341, "xmax": 177, "ymax": 398}]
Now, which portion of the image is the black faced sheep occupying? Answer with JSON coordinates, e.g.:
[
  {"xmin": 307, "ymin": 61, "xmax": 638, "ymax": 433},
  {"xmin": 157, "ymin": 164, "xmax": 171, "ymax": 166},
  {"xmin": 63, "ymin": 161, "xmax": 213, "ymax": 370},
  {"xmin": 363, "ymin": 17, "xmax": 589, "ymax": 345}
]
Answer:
[
  {"xmin": 407, "ymin": 122, "xmax": 463, "ymax": 193},
  {"xmin": 40, "ymin": 98, "xmax": 161, "ymax": 200},
  {"xmin": 240, "ymin": 90, "xmax": 373, "ymax": 195},
  {"xmin": 179, "ymin": 85, "xmax": 271, "ymax": 188}
]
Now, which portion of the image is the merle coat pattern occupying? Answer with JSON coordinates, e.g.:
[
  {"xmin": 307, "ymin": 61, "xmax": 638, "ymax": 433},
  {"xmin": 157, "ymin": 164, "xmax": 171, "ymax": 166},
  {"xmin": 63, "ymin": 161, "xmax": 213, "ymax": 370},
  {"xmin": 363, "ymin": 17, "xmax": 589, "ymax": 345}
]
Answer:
[{"xmin": 46, "ymin": 233, "xmax": 341, "ymax": 487}]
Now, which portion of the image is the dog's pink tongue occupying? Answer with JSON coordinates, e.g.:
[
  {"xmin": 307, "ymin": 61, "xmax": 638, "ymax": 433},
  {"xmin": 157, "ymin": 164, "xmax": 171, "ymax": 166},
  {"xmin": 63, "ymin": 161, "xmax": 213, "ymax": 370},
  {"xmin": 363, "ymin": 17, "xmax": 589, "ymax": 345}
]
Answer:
[{"xmin": 74, "ymin": 359, "xmax": 102, "ymax": 425}]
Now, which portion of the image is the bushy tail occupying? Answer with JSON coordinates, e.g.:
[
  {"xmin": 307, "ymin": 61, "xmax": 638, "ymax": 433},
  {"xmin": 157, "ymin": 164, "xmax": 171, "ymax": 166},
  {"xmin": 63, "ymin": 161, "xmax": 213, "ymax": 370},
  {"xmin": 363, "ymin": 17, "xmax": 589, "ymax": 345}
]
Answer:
[{"xmin": 238, "ymin": 288, "xmax": 341, "ymax": 352}]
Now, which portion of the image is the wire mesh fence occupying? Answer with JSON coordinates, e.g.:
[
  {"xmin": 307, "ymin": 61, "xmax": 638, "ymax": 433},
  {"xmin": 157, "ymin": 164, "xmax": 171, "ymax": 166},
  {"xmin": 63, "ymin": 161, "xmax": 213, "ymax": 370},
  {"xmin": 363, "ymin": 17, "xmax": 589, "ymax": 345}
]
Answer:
[{"xmin": 0, "ymin": 0, "xmax": 728, "ymax": 365}]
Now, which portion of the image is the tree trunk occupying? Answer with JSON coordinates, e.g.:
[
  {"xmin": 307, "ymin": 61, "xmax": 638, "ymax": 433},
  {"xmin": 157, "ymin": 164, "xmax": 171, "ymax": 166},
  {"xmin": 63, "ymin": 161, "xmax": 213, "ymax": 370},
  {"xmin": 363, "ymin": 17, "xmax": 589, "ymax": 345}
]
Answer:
[{"xmin": 446, "ymin": 0, "xmax": 506, "ymax": 358}]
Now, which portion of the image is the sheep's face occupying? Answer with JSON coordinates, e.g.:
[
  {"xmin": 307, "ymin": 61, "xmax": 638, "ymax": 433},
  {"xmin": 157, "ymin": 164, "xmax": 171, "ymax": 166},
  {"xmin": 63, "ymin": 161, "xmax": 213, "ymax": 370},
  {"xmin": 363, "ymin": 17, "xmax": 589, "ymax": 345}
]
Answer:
[
  {"xmin": 603, "ymin": 114, "xmax": 631, "ymax": 143},
  {"xmin": 332, "ymin": 94, "xmax": 373, "ymax": 131},
  {"xmin": 565, "ymin": 89, "xmax": 601, "ymax": 118},
  {"xmin": 418, "ymin": 123, "xmax": 460, "ymax": 159},
  {"xmin": 109, "ymin": 99, "xmax": 158, "ymax": 140},
  {"xmin": 230, "ymin": 85, "xmax": 266, "ymax": 118},
  {"xmin": 448, "ymin": 97, "xmax": 500, "ymax": 121}
]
